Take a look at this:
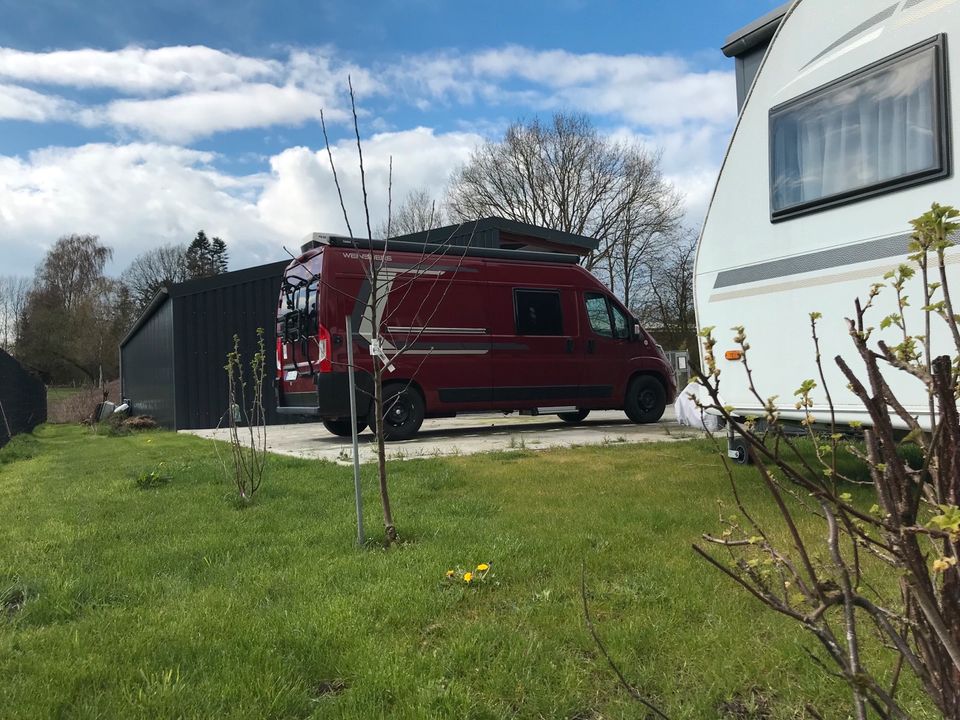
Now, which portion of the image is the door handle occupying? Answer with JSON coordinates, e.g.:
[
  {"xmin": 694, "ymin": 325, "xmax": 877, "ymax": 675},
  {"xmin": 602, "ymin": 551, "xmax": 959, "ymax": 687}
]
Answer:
[
  {"xmin": 566, "ymin": 338, "xmax": 574, "ymax": 353},
  {"xmin": 587, "ymin": 339, "xmax": 595, "ymax": 354}
]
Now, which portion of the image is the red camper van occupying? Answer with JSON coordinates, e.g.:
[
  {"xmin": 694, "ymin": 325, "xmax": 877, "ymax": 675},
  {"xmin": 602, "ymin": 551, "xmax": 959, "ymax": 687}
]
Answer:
[{"xmin": 275, "ymin": 229, "xmax": 676, "ymax": 440}]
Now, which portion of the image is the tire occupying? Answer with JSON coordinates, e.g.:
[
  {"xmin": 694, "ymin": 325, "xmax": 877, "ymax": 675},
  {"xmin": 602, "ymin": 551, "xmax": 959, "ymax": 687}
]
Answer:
[
  {"xmin": 729, "ymin": 437, "xmax": 754, "ymax": 465},
  {"xmin": 368, "ymin": 383, "xmax": 425, "ymax": 441},
  {"xmin": 322, "ymin": 418, "xmax": 368, "ymax": 437},
  {"xmin": 624, "ymin": 375, "xmax": 666, "ymax": 424},
  {"xmin": 558, "ymin": 409, "xmax": 590, "ymax": 424}
]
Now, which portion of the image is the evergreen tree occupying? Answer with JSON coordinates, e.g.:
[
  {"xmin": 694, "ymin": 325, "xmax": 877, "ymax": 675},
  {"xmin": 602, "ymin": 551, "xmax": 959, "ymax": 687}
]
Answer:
[
  {"xmin": 185, "ymin": 231, "xmax": 229, "ymax": 279},
  {"xmin": 210, "ymin": 237, "xmax": 229, "ymax": 274}
]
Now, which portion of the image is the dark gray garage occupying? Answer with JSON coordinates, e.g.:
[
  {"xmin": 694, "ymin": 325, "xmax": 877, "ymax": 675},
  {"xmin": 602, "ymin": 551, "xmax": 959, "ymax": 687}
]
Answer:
[{"xmin": 120, "ymin": 261, "xmax": 289, "ymax": 430}]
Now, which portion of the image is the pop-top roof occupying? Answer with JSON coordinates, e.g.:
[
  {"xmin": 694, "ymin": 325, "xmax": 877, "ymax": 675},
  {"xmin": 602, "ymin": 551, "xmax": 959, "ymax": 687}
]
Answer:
[
  {"xmin": 301, "ymin": 217, "xmax": 599, "ymax": 256},
  {"xmin": 389, "ymin": 217, "xmax": 600, "ymax": 255}
]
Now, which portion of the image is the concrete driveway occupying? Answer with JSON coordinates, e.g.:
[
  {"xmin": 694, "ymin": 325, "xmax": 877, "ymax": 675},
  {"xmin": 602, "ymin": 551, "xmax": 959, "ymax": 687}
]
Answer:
[{"xmin": 184, "ymin": 407, "xmax": 702, "ymax": 464}]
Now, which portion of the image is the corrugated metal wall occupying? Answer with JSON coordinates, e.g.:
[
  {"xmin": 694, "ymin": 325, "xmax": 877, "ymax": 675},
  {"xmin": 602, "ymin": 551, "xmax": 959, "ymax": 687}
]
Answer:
[
  {"xmin": 121, "ymin": 298, "xmax": 176, "ymax": 426},
  {"xmin": 0, "ymin": 349, "xmax": 46, "ymax": 447},
  {"xmin": 172, "ymin": 264, "xmax": 288, "ymax": 430}
]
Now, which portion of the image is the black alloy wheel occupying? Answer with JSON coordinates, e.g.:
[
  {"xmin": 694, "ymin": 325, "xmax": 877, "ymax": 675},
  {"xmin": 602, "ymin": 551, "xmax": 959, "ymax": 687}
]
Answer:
[
  {"xmin": 624, "ymin": 375, "xmax": 666, "ymax": 424},
  {"xmin": 368, "ymin": 383, "xmax": 425, "ymax": 441}
]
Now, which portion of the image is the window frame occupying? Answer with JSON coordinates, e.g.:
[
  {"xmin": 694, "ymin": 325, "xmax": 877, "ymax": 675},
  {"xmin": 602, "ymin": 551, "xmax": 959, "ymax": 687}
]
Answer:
[
  {"xmin": 768, "ymin": 34, "xmax": 951, "ymax": 223},
  {"xmin": 584, "ymin": 291, "xmax": 613, "ymax": 338},
  {"xmin": 512, "ymin": 288, "xmax": 565, "ymax": 336},
  {"xmin": 584, "ymin": 291, "xmax": 631, "ymax": 340},
  {"xmin": 609, "ymin": 300, "xmax": 631, "ymax": 340}
]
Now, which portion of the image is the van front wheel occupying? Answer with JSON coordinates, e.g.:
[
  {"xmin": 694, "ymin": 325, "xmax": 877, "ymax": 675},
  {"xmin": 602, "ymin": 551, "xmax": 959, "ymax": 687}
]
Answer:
[
  {"xmin": 369, "ymin": 383, "xmax": 425, "ymax": 441},
  {"xmin": 624, "ymin": 376, "xmax": 666, "ymax": 424}
]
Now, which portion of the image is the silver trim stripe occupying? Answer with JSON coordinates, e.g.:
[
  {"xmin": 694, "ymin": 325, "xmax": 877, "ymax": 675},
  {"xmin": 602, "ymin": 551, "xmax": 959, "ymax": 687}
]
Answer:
[
  {"xmin": 709, "ymin": 252, "xmax": 960, "ymax": 303},
  {"xmin": 713, "ymin": 233, "xmax": 912, "ymax": 289},
  {"xmin": 386, "ymin": 326, "xmax": 487, "ymax": 335},
  {"xmin": 802, "ymin": 3, "xmax": 898, "ymax": 70}
]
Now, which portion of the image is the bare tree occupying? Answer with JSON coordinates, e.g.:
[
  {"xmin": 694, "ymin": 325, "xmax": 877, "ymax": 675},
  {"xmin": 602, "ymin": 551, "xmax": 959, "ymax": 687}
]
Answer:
[
  {"xmin": 378, "ymin": 188, "xmax": 446, "ymax": 237},
  {"xmin": 297, "ymin": 82, "xmax": 479, "ymax": 544},
  {"xmin": 447, "ymin": 113, "xmax": 682, "ymax": 303},
  {"xmin": 123, "ymin": 243, "xmax": 189, "ymax": 312},
  {"xmin": 635, "ymin": 232, "xmax": 697, "ymax": 356},
  {"xmin": 0, "ymin": 276, "xmax": 32, "ymax": 353}
]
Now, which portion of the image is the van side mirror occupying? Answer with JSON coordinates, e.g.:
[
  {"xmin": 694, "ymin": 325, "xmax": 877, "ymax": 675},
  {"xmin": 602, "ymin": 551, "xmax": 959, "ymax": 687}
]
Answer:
[{"xmin": 633, "ymin": 322, "xmax": 641, "ymax": 340}]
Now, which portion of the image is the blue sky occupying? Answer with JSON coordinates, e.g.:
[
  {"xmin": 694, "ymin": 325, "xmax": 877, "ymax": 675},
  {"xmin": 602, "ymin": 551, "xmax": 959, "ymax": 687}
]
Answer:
[{"xmin": 0, "ymin": 0, "xmax": 783, "ymax": 275}]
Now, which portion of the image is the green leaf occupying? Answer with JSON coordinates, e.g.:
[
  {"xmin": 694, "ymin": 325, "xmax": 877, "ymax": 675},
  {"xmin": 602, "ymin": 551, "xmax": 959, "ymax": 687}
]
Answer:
[{"xmin": 930, "ymin": 505, "xmax": 960, "ymax": 533}]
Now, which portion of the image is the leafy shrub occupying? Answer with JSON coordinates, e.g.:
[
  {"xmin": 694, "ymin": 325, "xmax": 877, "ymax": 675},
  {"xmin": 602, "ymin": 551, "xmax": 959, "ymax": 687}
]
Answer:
[
  {"xmin": 135, "ymin": 462, "xmax": 171, "ymax": 490},
  {"xmin": 695, "ymin": 204, "xmax": 960, "ymax": 718},
  {"xmin": 0, "ymin": 433, "xmax": 40, "ymax": 466}
]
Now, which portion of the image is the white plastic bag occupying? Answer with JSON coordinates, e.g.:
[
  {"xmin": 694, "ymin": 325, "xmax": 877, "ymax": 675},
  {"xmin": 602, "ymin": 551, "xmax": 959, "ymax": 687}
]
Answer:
[{"xmin": 673, "ymin": 381, "xmax": 721, "ymax": 431}]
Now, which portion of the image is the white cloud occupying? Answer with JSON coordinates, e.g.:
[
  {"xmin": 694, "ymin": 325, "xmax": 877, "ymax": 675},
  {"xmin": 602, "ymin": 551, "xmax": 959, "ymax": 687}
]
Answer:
[
  {"xmin": 0, "ymin": 46, "xmax": 280, "ymax": 94},
  {"xmin": 0, "ymin": 42, "xmax": 736, "ymax": 266},
  {"xmin": 0, "ymin": 42, "xmax": 737, "ymax": 147},
  {"xmin": 470, "ymin": 46, "xmax": 685, "ymax": 87},
  {"xmin": 391, "ymin": 46, "xmax": 737, "ymax": 128},
  {"xmin": 0, "ymin": 129, "xmax": 483, "ymax": 276},
  {"xmin": 258, "ymin": 127, "xmax": 483, "ymax": 240},
  {"xmin": 0, "ymin": 83, "xmax": 77, "ymax": 121},
  {"xmin": 103, "ymin": 84, "xmax": 348, "ymax": 143},
  {"xmin": 0, "ymin": 143, "xmax": 277, "ymax": 275}
]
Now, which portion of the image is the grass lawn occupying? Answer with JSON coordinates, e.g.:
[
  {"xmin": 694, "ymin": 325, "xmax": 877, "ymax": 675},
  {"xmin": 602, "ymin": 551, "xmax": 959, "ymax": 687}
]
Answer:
[{"xmin": 0, "ymin": 425, "xmax": 934, "ymax": 719}]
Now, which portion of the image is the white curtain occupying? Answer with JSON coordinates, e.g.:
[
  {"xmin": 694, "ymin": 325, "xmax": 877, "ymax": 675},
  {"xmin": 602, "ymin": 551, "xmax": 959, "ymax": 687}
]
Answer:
[{"xmin": 772, "ymin": 48, "xmax": 937, "ymax": 211}]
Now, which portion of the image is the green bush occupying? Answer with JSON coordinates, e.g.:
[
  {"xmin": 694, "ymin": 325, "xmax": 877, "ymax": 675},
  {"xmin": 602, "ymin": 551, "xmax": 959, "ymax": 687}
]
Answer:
[{"xmin": 0, "ymin": 433, "xmax": 40, "ymax": 466}]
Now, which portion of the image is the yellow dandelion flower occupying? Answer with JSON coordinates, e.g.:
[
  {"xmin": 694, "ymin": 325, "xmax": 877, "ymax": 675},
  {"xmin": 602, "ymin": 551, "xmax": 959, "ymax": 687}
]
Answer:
[
  {"xmin": 445, "ymin": 570, "xmax": 455, "ymax": 578},
  {"xmin": 476, "ymin": 563, "xmax": 489, "ymax": 572},
  {"xmin": 463, "ymin": 572, "xmax": 473, "ymax": 583},
  {"xmin": 933, "ymin": 557, "xmax": 957, "ymax": 573}
]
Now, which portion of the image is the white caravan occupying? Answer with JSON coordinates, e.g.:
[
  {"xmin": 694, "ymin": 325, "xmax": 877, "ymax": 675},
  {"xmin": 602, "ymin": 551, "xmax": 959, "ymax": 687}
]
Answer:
[{"xmin": 695, "ymin": 0, "xmax": 959, "ymax": 444}]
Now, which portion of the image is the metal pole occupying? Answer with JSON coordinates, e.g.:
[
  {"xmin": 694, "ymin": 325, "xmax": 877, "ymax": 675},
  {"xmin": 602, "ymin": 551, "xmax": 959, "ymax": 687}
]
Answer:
[{"xmin": 345, "ymin": 315, "xmax": 365, "ymax": 546}]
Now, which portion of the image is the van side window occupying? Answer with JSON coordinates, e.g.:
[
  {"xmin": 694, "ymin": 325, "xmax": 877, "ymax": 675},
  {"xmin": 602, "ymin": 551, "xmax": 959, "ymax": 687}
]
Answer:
[
  {"xmin": 514, "ymin": 289, "xmax": 563, "ymax": 335},
  {"xmin": 610, "ymin": 302, "xmax": 630, "ymax": 340},
  {"xmin": 769, "ymin": 35, "xmax": 949, "ymax": 221},
  {"xmin": 585, "ymin": 293, "xmax": 612, "ymax": 337}
]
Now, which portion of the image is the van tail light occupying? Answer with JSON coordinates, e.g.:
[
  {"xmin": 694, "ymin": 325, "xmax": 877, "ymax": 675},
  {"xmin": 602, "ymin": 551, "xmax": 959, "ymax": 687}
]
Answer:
[
  {"xmin": 275, "ymin": 337, "xmax": 283, "ymax": 380},
  {"xmin": 317, "ymin": 325, "xmax": 332, "ymax": 373}
]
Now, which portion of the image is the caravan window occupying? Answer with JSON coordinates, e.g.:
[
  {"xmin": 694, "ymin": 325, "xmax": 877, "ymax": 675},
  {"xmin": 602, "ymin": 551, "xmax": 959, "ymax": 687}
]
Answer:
[{"xmin": 769, "ymin": 35, "xmax": 949, "ymax": 221}]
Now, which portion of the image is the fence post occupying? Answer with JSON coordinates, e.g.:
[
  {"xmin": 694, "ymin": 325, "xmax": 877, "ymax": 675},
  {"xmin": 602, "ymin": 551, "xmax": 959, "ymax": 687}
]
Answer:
[{"xmin": 345, "ymin": 315, "xmax": 365, "ymax": 546}]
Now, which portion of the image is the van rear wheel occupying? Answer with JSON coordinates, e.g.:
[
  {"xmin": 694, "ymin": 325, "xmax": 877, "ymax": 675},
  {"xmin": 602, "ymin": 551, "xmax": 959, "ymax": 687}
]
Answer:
[
  {"xmin": 369, "ymin": 383, "xmax": 425, "ymax": 441},
  {"xmin": 558, "ymin": 409, "xmax": 590, "ymax": 424},
  {"xmin": 624, "ymin": 376, "xmax": 666, "ymax": 424},
  {"xmin": 322, "ymin": 418, "xmax": 368, "ymax": 437}
]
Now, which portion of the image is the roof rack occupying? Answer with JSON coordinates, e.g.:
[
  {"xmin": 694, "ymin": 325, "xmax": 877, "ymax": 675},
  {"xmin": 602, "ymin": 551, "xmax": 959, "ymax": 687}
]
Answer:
[{"xmin": 301, "ymin": 234, "xmax": 581, "ymax": 265}]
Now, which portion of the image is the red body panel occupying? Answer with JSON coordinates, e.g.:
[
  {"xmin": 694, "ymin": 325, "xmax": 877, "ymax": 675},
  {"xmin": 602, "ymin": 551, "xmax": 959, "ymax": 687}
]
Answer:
[{"xmin": 276, "ymin": 244, "xmax": 676, "ymax": 419}]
